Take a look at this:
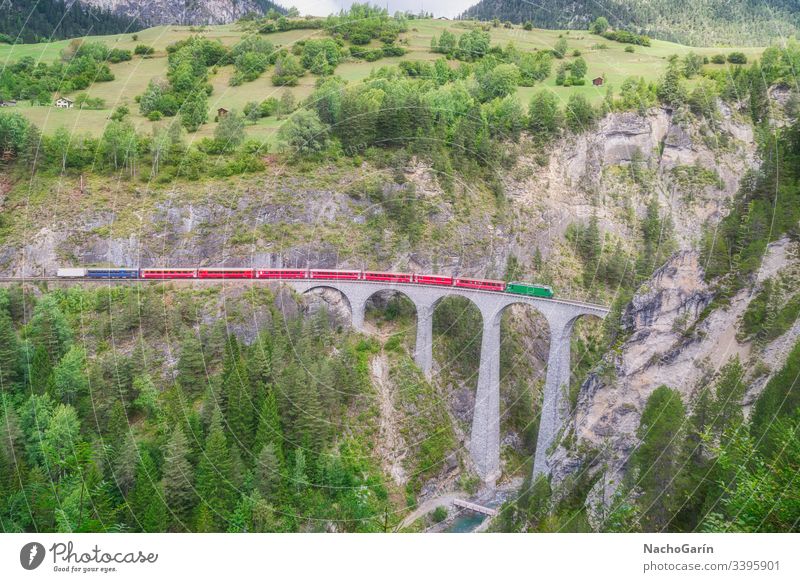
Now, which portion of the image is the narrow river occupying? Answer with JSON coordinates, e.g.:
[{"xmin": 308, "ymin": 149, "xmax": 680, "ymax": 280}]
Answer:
[{"xmin": 444, "ymin": 511, "xmax": 488, "ymax": 533}]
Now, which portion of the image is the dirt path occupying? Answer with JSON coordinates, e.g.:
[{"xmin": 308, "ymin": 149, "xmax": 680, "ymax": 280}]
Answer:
[{"xmin": 398, "ymin": 491, "xmax": 467, "ymax": 529}]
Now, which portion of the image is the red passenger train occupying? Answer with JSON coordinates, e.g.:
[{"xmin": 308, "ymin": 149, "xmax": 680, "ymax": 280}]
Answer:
[{"xmin": 59, "ymin": 267, "xmax": 552, "ymax": 297}]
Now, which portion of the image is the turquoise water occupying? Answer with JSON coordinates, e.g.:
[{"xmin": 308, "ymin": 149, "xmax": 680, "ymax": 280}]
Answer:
[{"xmin": 444, "ymin": 512, "xmax": 487, "ymax": 533}]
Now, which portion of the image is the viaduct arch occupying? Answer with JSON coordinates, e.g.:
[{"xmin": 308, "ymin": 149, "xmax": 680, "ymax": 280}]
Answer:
[{"xmin": 287, "ymin": 280, "xmax": 609, "ymax": 484}]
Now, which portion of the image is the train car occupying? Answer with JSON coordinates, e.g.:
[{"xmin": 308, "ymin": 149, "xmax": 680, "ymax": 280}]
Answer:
[
  {"xmin": 454, "ymin": 277, "xmax": 506, "ymax": 292},
  {"xmin": 197, "ymin": 268, "xmax": 254, "ymax": 279},
  {"xmin": 414, "ymin": 274, "xmax": 453, "ymax": 286},
  {"xmin": 506, "ymin": 281, "xmax": 555, "ymax": 298},
  {"xmin": 363, "ymin": 271, "xmax": 413, "ymax": 283},
  {"xmin": 255, "ymin": 269, "xmax": 308, "ymax": 279},
  {"xmin": 57, "ymin": 268, "xmax": 87, "ymax": 278},
  {"xmin": 309, "ymin": 269, "xmax": 361, "ymax": 280},
  {"xmin": 140, "ymin": 268, "xmax": 197, "ymax": 279},
  {"xmin": 86, "ymin": 268, "xmax": 139, "ymax": 279}
]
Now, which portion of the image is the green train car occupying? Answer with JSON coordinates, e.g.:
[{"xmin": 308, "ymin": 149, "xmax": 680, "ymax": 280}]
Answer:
[{"xmin": 506, "ymin": 281, "xmax": 555, "ymax": 298}]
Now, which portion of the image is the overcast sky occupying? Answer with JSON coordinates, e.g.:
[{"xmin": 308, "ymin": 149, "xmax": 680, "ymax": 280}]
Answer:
[{"xmin": 287, "ymin": 0, "xmax": 476, "ymax": 18}]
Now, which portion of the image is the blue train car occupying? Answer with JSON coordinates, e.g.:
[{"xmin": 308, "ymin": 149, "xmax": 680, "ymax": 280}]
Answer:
[{"xmin": 85, "ymin": 268, "xmax": 140, "ymax": 279}]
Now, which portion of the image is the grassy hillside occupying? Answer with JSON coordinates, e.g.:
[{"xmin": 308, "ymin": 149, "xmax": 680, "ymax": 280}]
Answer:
[{"xmin": 0, "ymin": 19, "xmax": 765, "ymax": 144}]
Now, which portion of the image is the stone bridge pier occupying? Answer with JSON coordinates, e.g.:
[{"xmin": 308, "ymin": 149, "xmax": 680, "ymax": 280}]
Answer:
[{"xmin": 285, "ymin": 280, "xmax": 608, "ymax": 485}]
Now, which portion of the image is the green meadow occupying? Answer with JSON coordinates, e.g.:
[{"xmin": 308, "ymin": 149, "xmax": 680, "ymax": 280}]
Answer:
[{"xmin": 0, "ymin": 19, "xmax": 766, "ymax": 144}]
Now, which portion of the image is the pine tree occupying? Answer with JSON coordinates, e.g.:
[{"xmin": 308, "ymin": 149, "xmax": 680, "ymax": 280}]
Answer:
[
  {"xmin": 0, "ymin": 402, "xmax": 25, "ymax": 502},
  {"xmin": 526, "ymin": 474, "xmax": 552, "ymax": 529},
  {"xmin": 161, "ymin": 427, "xmax": 195, "ymax": 532},
  {"xmin": 255, "ymin": 443, "xmax": 281, "ymax": 498},
  {"xmin": 42, "ymin": 403, "xmax": 82, "ymax": 482},
  {"xmin": 630, "ymin": 386, "xmax": 686, "ymax": 531},
  {"xmin": 711, "ymin": 357, "xmax": 745, "ymax": 440},
  {"xmin": 248, "ymin": 335, "xmax": 273, "ymax": 411},
  {"xmin": 638, "ymin": 196, "xmax": 675, "ymax": 280},
  {"xmin": 221, "ymin": 351, "xmax": 254, "ymax": 453},
  {"xmin": 0, "ymin": 309, "xmax": 20, "ymax": 391},
  {"xmin": 177, "ymin": 334, "xmax": 206, "ymax": 397},
  {"xmin": 19, "ymin": 393, "xmax": 54, "ymax": 466},
  {"xmin": 254, "ymin": 390, "xmax": 284, "ymax": 463},
  {"xmin": 227, "ymin": 491, "xmax": 280, "ymax": 532},
  {"xmin": 282, "ymin": 363, "xmax": 325, "ymax": 456},
  {"xmin": 52, "ymin": 345, "xmax": 87, "ymax": 404},
  {"xmin": 230, "ymin": 446, "xmax": 245, "ymax": 490},
  {"xmin": 29, "ymin": 295, "xmax": 72, "ymax": 363},
  {"xmin": 25, "ymin": 465, "xmax": 56, "ymax": 531},
  {"xmin": 128, "ymin": 449, "xmax": 167, "ymax": 532},
  {"xmin": 105, "ymin": 400, "xmax": 129, "ymax": 454},
  {"xmin": 132, "ymin": 374, "xmax": 160, "ymax": 420},
  {"xmin": 657, "ymin": 56, "xmax": 687, "ymax": 106},
  {"xmin": 29, "ymin": 344, "xmax": 53, "ymax": 395},
  {"xmin": 672, "ymin": 385, "xmax": 714, "ymax": 531},
  {"xmin": 292, "ymin": 447, "xmax": 309, "ymax": 493},
  {"xmin": 194, "ymin": 502, "xmax": 214, "ymax": 532},
  {"xmin": 195, "ymin": 409, "xmax": 235, "ymax": 530},
  {"xmin": 113, "ymin": 433, "xmax": 138, "ymax": 496},
  {"xmin": 532, "ymin": 247, "xmax": 543, "ymax": 273}
]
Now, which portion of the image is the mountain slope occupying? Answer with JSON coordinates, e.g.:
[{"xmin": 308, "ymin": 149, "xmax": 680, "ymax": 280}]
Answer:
[
  {"xmin": 0, "ymin": 0, "xmax": 141, "ymax": 43},
  {"xmin": 460, "ymin": 0, "xmax": 800, "ymax": 45},
  {"xmin": 0, "ymin": 0, "xmax": 287, "ymax": 44},
  {"xmin": 80, "ymin": 0, "xmax": 286, "ymax": 27}
]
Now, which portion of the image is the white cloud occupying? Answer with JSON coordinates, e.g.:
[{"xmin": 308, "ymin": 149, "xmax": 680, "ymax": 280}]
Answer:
[{"xmin": 286, "ymin": 0, "xmax": 475, "ymax": 19}]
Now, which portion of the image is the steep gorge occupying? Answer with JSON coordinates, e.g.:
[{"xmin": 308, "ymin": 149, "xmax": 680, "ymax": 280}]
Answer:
[{"xmin": 2, "ymin": 95, "xmax": 796, "ymax": 519}]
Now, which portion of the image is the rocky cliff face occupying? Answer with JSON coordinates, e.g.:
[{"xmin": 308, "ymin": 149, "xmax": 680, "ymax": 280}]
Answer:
[
  {"xmin": 548, "ymin": 238, "xmax": 800, "ymax": 523},
  {"xmin": 1, "ymin": 105, "xmax": 758, "ymax": 283},
  {"xmin": 79, "ymin": 0, "xmax": 275, "ymax": 26},
  {"xmin": 3, "ymin": 100, "xmax": 791, "ymax": 503},
  {"xmin": 504, "ymin": 104, "xmax": 755, "ymax": 259}
]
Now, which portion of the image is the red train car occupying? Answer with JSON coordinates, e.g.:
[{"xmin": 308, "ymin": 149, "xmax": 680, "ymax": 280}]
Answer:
[
  {"xmin": 141, "ymin": 268, "xmax": 196, "ymax": 279},
  {"xmin": 309, "ymin": 270, "xmax": 361, "ymax": 280},
  {"xmin": 454, "ymin": 277, "xmax": 506, "ymax": 291},
  {"xmin": 255, "ymin": 269, "xmax": 308, "ymax": 279},
  {"xmin": 363, "ymin": 271, "xmax": 413, "ymax": 283},
  {"xmin": 415, "ymin": 274, "xmax": 453, "ymax": 286},
  {"xmin": 197, "ymin": 268, "xmax": 254, "ymax": 279}
]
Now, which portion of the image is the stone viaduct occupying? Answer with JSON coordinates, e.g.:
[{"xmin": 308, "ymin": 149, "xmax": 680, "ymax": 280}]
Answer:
[{"xmin": 286, "ymin": 280, "xmax": 609, "ymax": 484}]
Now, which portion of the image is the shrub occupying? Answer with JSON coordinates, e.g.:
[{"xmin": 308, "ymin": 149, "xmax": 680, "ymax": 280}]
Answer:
[
  {"xmin": 528, "ymin": 89, "xmax": 563, "ymax": 138},
  {"xmin": 382, "ymin": 43, "xmax": 406, "ymax": 57},
  {"xmin": 553, "ymin": 37, "xmax": 568, "ymax": 59},
  {"xmin": 74, "ymin": 93, "xmax": 105, "ymax": 109},
  {"xmin": 432, "ymin": 506, "xmax": 448, "ymax": 523},
  {"xmin": 272, "ymin": 55, "xmax": 304, "ymax": 86},
  {"xmin": 106, "ymin": 48, "xmax": 132, "ymax": 63},
  {"xmin": 134, "ymin": 44, "xmax": 155, "ymax": 56},
  {"xmin": 259, "ymin": 97, "xmax": 280, "ymax": 117},
  {"xmin": 278, "ymin": 109, "xmax": 328, "ymax": 155},
  {"xmin": 110, "ymin": 105, "xmax": 129, "ymax": 121},
  {"xmin": 300, "ymin": 39, "xmax": 341, "ymax": 72},
  {"xmin": 727, "ymin": 52, "xmax": 747, "ymax": 64},
  {"xmin": 602, "ymin": 29, "xmax": 650, "ymax": 46},
  {"xmin": 711, "ymin": 54, "xmax": 726, "ymax": 64},
  {"xmin": 565, "ymin": 93, "xmax": 596, "ymax": 132},
  {"xmin": 214, "ymin": 110, "xmax": 246, "ymax": 153},
  {"xmin": 590, "ymin": 16, "xmax": 609, "ymax": 34}
]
